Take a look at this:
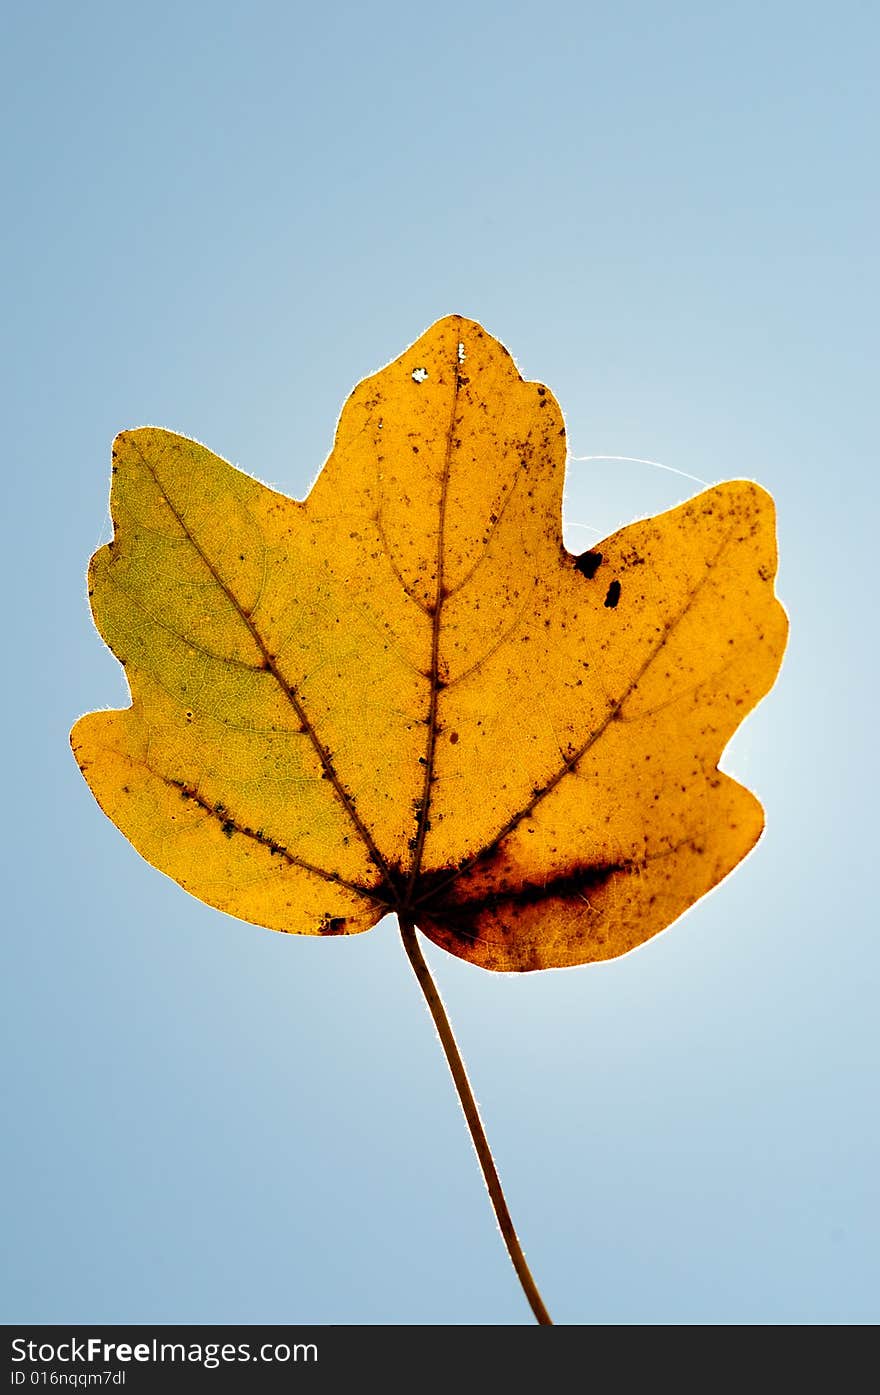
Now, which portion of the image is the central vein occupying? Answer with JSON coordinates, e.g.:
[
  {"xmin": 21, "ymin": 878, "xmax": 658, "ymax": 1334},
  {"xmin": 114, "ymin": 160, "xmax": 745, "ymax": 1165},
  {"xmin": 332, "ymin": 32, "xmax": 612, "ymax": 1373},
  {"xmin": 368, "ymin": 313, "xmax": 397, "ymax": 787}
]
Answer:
[{"xmin": 405, "ymin": 360, "xmax": 461, "ymax": 898}]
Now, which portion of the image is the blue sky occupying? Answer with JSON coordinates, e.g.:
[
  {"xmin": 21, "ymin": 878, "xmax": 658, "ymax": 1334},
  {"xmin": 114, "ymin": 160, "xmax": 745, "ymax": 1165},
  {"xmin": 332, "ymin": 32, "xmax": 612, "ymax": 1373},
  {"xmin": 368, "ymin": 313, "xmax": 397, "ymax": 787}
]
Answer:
[{"xmin": 3, "ymin": 1, "xmax": 877, "ymax": 1323}]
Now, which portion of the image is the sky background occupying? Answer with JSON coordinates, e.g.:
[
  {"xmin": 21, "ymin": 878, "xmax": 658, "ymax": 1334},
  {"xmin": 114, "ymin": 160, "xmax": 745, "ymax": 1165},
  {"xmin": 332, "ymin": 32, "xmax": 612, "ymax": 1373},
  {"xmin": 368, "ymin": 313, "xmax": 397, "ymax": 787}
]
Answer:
[{"xmin": 2, "ymin": 1, "xmax": 877, "ymax": 1325}]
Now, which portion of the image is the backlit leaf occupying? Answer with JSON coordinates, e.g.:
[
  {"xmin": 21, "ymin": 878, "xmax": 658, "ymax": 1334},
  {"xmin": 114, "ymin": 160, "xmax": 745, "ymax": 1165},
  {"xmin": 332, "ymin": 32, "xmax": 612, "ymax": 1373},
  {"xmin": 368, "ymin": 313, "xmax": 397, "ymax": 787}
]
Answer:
[{"xmin": 71, "ymin": 316, "xmax": 787, "ymax": 971}]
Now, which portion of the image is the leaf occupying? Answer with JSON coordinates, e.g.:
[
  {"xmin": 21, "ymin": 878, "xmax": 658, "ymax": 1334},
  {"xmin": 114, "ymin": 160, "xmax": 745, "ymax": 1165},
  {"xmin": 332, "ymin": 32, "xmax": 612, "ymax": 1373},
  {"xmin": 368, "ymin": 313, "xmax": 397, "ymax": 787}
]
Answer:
[{"xmin": 71, "ymin": 316, "xmax": 787, "ymax": 972}]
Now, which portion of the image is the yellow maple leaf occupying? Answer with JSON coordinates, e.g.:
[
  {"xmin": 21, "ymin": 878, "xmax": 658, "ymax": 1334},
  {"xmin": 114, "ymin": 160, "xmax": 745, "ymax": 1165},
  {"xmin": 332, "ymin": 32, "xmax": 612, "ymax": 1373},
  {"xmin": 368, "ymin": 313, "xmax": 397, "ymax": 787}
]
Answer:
[
  {"xmin": 72, "ymin": 315, "xmax": 786, "ymax": 968},
  {"xmin": 71, "ymin": 315, "xmax": 787, "ymax": 1322}
]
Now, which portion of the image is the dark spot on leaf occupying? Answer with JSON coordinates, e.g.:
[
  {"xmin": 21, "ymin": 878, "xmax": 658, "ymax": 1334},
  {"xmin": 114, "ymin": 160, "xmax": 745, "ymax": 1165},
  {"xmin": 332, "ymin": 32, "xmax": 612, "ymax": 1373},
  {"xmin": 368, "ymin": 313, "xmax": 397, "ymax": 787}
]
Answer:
[
  {"xmin": 604, "ymin": 580, "xmax": 621, "ymax": 608},
  {"xmin": 449, "ymin": 731, "xmax": 459, "ymax": 744},
  {"xmin": 574, "ymin": 550, "xmax": 603, "ymax": 579},
  {"xmin": 415, "ymin": 858, "xmax": 627, "ymax": 932},
  {"xmin": 319, "ymin": 916, "xmax": 347, "ymax": 935}
]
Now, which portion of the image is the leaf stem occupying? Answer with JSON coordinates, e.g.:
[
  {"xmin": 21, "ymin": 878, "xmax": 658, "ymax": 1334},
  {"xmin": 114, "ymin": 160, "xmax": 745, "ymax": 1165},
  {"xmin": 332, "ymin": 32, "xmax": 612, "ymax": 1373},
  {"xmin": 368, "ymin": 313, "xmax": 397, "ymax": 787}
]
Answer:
[{"xmin": 398, "ymin": 914, "xmax": 553, "ymax": 1325}]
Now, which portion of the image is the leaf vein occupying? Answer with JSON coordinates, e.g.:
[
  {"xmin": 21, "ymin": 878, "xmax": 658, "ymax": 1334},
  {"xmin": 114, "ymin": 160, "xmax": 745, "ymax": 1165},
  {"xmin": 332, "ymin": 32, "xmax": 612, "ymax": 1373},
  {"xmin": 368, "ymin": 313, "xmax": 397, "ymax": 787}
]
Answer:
[
  {"xmin": 129, "ymin": 439, "xmax": 394, "ymax": 884},
  {"xmin": 418, "ymin": 521, "xmax": 740, "ymax": 903},
  {"xmin": 158, "ymin": 773, "xmax": 389, "ymax": 906}
]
